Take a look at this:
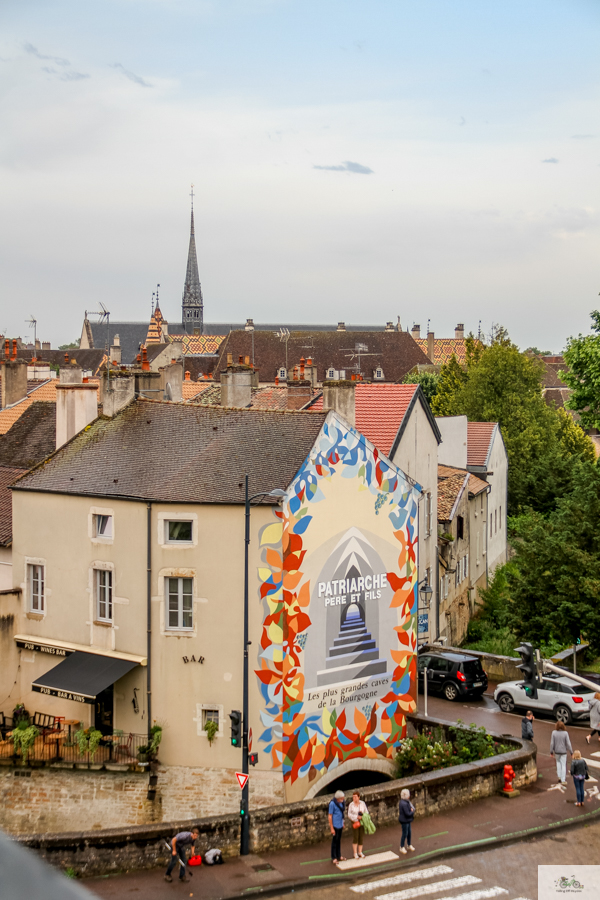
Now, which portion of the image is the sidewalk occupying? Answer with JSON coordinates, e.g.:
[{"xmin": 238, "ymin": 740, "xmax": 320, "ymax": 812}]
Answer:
[{"xmin": 87, "ymin": 747, "xmax": 600, "ymax": 900}]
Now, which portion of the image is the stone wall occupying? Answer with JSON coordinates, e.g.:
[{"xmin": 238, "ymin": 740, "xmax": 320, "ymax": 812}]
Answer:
[
  {"xmin": 0, "ymin": 763, "xmax": 284, "ymax": 835},
  {"xmin": 421, "ymin": 643, "xmax": 522, "ymax": 683},
  {"xmin": 16, "ymin": 715, "xmax": 536, "ymax": 876}
]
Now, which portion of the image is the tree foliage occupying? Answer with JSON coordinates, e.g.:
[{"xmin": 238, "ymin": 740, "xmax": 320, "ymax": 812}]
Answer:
[
  {"xmin": 562, "ymin": 310, "xmax": 600, "ymax": 431},
  {"xmin": 401, "ymin": 370, "xmax": 440, "ymax": 405}
]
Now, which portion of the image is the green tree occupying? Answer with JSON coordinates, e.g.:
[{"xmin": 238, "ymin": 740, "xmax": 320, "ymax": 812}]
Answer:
[
  {"xmin": 58, "ymin": 341, "xmax": 79, "ymax": 350},
  {"xmin": 430, "ymin": 355, "xmax": 466, "ymax": 416},
  {"xmin": 562, "ymin": 310, "xmax": 600, "ymax": 431},
  {"xmin": 506, "ymin": 460, "xmax": 600, "ymax": 651},
  {"xmin": 402, "ymin": 370, "xmax": 440, "ymax": 405}
]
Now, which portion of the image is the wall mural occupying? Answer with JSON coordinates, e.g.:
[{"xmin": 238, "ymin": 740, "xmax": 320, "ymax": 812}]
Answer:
[{"xmin": 256, "ymin": 417, "xmax": 419, "ymax": 797}]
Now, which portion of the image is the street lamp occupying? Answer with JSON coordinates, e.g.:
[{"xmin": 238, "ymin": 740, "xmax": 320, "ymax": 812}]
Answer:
[
  {"xmin": 417, "ymin": 577, "xmax": 433, "ymax": 651},
  {"xmin": 241, "ymin": 474, "xmax": 285, "ymax": 856}
]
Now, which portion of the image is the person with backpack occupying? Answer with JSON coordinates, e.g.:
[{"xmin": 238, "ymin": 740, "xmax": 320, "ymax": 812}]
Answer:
[
  {"xmin": 164, "ymin": 827, "xmax": 199, "ymax": 883},
  {"xmin": 328, "ymin": 790, "xmax": 346, "ymax": 865},
  {"xmin": 398, "ymin": 788, "xmax": 415, "ymax": 854}
]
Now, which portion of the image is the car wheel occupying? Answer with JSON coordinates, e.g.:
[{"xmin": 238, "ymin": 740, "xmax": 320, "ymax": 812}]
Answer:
[
  {"xmin": 443, "ymin": 682, "xmax": 459, "ymax": 701},
  {"xmin": 555, "ymin": 705, "xmax": 572, "ymax": 725},
  {"xmin": 497, "ymin": 693, "xmax": 515, "ymax": 713}
]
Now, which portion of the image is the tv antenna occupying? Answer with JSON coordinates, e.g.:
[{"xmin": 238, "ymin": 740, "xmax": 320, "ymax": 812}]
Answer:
[
  {"xmin": 25, "ymin": 315, "xmax": 37, "ymax": 347},
  {"xmin": 85, "ymin": 304, "xmax": 111, "ymax": 373},
  {"xmin": 276, "ymin": 327, "xmax": 291, "ymax": 371},
  {"xmin": 341, "ymin": 341, "xmax": 377, "ymax": 378}
]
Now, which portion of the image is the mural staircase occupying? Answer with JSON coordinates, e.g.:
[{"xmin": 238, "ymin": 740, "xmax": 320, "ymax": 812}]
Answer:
[{"xmin": 317, "ymin": 604, "xmax": 387, "ymax": 686}]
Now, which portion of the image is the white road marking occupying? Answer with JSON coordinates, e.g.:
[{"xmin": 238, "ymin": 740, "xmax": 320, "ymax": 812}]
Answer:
[
  {"xmin": 350, "ymin": 866, "xmax": 454, "ymax": 893},
  {"xmin": 590, "ymin": 751, "xmax": 600, "ymax": 758},
  {"xmin": 583, "ymin": 758, "xmax": 600, "ymax": 768},
  {"xmin": 375, "ymin": 875, "xmax": 481, "ymax": 900},
  {"xmin": 431, "ymin": 890, "xmax": 507, "ymax": 900},
  {"xmin": 337, "ymin": 853, "xmax": 399, "ymax": 871},
  {"xmin": 547, "ymin": 783, "xmax": 567, "ymax": 793}
]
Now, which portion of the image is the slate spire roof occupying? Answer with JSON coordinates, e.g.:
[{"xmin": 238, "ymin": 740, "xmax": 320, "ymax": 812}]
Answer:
[{"xmin": 182, "ymin": 199, "xmax": 204, "ymax": 335}]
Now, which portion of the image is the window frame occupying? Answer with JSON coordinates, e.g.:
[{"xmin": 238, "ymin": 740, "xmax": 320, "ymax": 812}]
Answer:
[
  {"xmin": 165, "ymin": 519, "xmax": 194, "ymax": 545},
  {"xmin": 94, "ymin": 514, "xmax": 113, "ymax": 539},
  {"xmin": 95, "ymin": 568, "xmax": 113, "ymax": 622},
  {"xmin": 28, "ymin": 563, "xmax": 45, "ymax": 613},
  {"xmin": 166, "ymin": 576, "xmax": 194, "ymax": 630}
]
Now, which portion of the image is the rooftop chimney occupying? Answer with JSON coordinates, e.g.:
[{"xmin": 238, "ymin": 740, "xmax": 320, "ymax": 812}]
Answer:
[
  {"xmin": 42, "ymin": 342, "xmax": 51, "ymax": 350},
  {"xmin": 245, "ymin": 318, "xmax": 255, "ymax": 331},
  {"xmin": 1, "ymin": 359, "xmax": 28, "ymax": 408},
  {"xmin": 220, "ymin": 362, "xmax": 252, "ymax": 408},
  {"xmin": 385, "ymin": 321, "xmax": 395, "ymax": 332},
  {"xmin": 337, "ymin": 322, "xmax": 346, "ymax": 332},
  {"xmin": 427, "ymin": 331, "xmax": 435, "ymax": 363},
  {"xmin": 322, "ymin": 379, "xmax": 356, "ymax": 427},
  {"xmin": 184, "ymin": 370, "xmax": 191, "ymax": 381},
  {"xmin": 110, "ymin": 334, "xmax": 121, "ymax": 365},
  {"xmin": 56, "ymin": 380, "xmax": 98, "ymax": 448},
  {"xmin": 411, "ymin": 324, "xmax": 421, "ymax": 340},
  {"xmin": 455, "ymin": 323, "xmax": 465, "ymax": 340},
  {"xmin": 100, "ymin": 372, "xmax": 135, "ymax": 418},
  {"xmin": 160, "ymin": 359, "xmax": 183, "ymax": 402}
]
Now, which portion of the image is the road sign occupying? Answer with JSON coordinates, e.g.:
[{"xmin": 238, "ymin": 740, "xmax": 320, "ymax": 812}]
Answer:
[
  {"xmin": 236, "ymin": 772, "xmax": 249, "ymax": 790},
  {"xmin": 418, "ymin": 614, "xmax": 429, "ymax": 634}
]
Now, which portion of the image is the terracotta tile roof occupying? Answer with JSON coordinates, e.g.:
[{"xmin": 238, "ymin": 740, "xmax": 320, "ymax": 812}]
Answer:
[
  {"xmin": 309, "ymin": 383, "xmax": 424, "ymax": 455},
  {"xmin": 168, "ymin": 334, "xmax": 225, "ymax": 355},
  {"xmin": 438, "ymin": 464, "xmax": 465, "ymax": 479},
  {"xmin": 0, "ymin": 465, "xmax": 27, "ymax": 545},
  {"xmin": 468, "ymin": 473, "xmax": 489, "ymax": 496},
  {"xmin": 15, "ymin": 400, "xmax": 329, "ymax": 504},
  {"xmin": 0, "ymin": 380, "xmax": 99, "ymax": 435},
  {"xmin": 467, "ymin": 422, "xmax": 497, "ymax": 468},
  {"xmin": 213, "ymin": 330, "xmax": 429, "ymax": 384},
  {"xmin": 437, "ymin": 470, "xmax": 468, "ymax": 520},
  {"xmin": 251, "ymin": 386, "xmax": 290, "ymax": 411},
  {"xmin": 415, "ymin": 338, "xmax": 470, "ymax": 365},
  {"xmin": 0, "ymin": 402, "xmax": 56, "ymax": 469},
  {"xmin": 181, "ymin": 381, "xmax": 216, "ymax": 401}
]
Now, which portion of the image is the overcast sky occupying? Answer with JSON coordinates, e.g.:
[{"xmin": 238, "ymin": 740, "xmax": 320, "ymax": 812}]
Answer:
[{"xmin": 1, "ymin": 0, "xmax": 599, "ymax": 351}]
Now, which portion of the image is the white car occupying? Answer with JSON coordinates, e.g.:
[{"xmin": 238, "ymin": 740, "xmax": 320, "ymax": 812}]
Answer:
[{"xmin": 494, "ymin": 674, "xmax": 594, "ymax": 725}]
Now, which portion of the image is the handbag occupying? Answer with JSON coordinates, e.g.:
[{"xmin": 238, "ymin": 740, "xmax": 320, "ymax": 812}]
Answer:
[
  {"xmin": 362, "ymin": 812, "xmax": 376, "ymax": 835},
  {"xmin": 352, "ymin": 821, "xmax": 361, "ymax": 829}
]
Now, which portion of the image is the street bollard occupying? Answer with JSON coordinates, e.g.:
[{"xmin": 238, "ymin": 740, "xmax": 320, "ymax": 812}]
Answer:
[{"xmin": 424, "ymin": 667, "xmax": 428, "ymax": 717}]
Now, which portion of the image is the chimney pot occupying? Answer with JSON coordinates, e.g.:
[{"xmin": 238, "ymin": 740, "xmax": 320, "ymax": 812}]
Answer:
[
  {"xmin": 227, "ymin": 353, "xmax": 233, "ymax": 365},
  {"xmin": 427, "ymin": 331, "xmax": 435, "ymax": 363},
  {"xmin": 275, "ymin": 376, "xmax": 279, "ymax": 385},
  {"xmin": 185, "ymin": 371, "xmax": 191, "ymax": 381},
  {"xmin": 411, "ymin": 324, "xmax": 421, "ymax": 339},
  {"xmin": 455, "ymin": 323, "xmax": 465, "ymax": 340},
  {"xmin": 12, "ymin": 340, "xmax": 17, "ymax": 361},
  {"xmin": 385, "ymin": 321, "xmax": 394, "ymax": 332},
  {"xmin": 4, "ymin": 340, "xmax": 9, "ymax": 359},
  {"xmin": 337, "ymin": 321, "xmax": 346, "ymax": 332},
  {"xmin": 245, "ymin": 355, "xmax": 250, "ymax": 366}
]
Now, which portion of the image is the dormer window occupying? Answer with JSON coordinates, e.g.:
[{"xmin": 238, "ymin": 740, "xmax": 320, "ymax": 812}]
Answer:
[
  {"xmin": 327, "ymin": 368, "xmax": 336, "ymax": 379},
  {"xmin": 278, "ymin": 367, "xmax": 287, "ymax": 380},
  {"xmin": 374, "ymin": 367, "xmax": 384, "ymax": 380}
]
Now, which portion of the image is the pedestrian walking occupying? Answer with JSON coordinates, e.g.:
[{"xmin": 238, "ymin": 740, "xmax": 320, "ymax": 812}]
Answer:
[
  {"xmin": 570, "ymin": 750, "xmax": 589, "ymax": 807},
  {"xmin": 328, "ymin": 790, "xmax": 346, "ymax": 865},
  {"xmin": 550, "ymin": 720, "xmax": 573, "ymax": 785},
  {"xmin": 164, "ymin": 827, "xmax": 199, "ymax": 883},
  {"xmin": 585, "ymin": 693, "xmax": 600, "ymax": 744},
  {"xmin": 521, "ymin": 710, "xmax": 534, "ymax": 741},
  {"xmin": 398, "ymin": 788, "xmax": 415, "ymax": 854},
  {"xmin": 348, "ymin": 791, "xmax": 368, "ymax": 859}
]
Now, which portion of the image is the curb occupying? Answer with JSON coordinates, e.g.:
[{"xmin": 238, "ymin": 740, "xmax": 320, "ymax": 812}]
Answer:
[{"xmin": 214, "ymin": 804, "xmax": 600, "ymax": 900}]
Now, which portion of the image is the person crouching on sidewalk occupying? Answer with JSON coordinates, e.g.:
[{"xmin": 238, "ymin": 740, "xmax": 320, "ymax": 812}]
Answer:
[
  {"xmin": 164, "ymin": 827, "xmax": 199, "ymax": 883},
  {"xmin": 398, "ymin": 789, "xmax": 415, "ymax": 854}
]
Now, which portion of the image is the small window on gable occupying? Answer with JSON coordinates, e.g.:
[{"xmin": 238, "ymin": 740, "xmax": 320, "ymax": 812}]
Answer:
[
  {"xmin": 374, "ymin": 367, "xmax": 384, "ymax": 380},
  {"xmin": 327, "ymin": 368, "xmax": 336, "ymax": 379},
  {"xmin": 279, "ymin": 368, "xmax": 287, "ymax": 380},
  {"xmin": 457, "ymin": 515, "xmax": 464, "ymax": 540},
  {"xmin": 166, "ymin": 520, "xmax": 193, "ymax": 543},
  {"xmin": 94, "ymin": 514, "xmax": 113, "ymax": 539}
]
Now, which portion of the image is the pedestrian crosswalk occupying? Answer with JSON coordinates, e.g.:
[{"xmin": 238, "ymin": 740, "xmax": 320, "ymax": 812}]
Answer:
[{"xmin": 349, "ymin": 863, "xmax": 531, "ymax": 900}]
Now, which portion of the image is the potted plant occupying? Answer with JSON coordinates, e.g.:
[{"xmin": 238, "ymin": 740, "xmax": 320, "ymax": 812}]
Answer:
[
  {"xmin": 74, "ymin": 727, "xmax": 103, "ymax": 760},
  {"xmin": 13, "ymin": 722, "xmax": 38, "ymax": 762},
  {"xmin": 204, "ymin": 720, "xmax": 218, "ymax": 746},
  {"xmin": 137, "ymin": 744, "xmax": 151, "ymax": 764},
  {"xmin": 12, "ymin": 704, "xmax": 30, "ymax": 727},
  {"xmin": 149, "ymin": 724, "xmax": 163, "ymax": 756}
]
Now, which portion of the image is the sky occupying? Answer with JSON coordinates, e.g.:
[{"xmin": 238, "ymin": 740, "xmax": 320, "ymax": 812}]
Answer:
[{"xmin": 1, "ymin": 0, "xmax": 599, "ymax": 352}]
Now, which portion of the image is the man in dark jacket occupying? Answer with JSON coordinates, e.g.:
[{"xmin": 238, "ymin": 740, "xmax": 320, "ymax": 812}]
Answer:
[
  {"xmin": 164, "ymin": 827, "xmax": 199, "ymax": 883},
  {"xmin": 398, "ymin": 789, "xmax": 415, "ymax": 853},
  {"xmin": 521, "ymin": 711, "xmax": 534, "ymax": 741}
]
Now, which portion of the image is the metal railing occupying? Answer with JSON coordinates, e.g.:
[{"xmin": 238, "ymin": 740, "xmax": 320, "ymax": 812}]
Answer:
[{"xmin": 0, "ymin": 722, "xmax": 151, "ymax": 767}]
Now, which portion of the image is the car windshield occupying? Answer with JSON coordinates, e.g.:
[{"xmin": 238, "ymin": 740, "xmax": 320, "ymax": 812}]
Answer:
[{"xmin": 462, "ymin": 660, "xmax": 483, "ymax": 677}]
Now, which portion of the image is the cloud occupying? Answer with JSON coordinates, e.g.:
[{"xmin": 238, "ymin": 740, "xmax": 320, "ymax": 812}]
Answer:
[
  {"xmin": 542, "ymin": 157, "xmax": 559, "ymax": 163},
  {"xmin": 24, "ymin": 42, "xmax": 70, "ymax": 66},
  {"xmin": 571, "ymin": 134, "xmax": 595, "ymax": 140},
  {"xmin": 111, "ymin": 63, "xmax": 151, "ymax": 87},
  {"xmin": 41, "ymin": 66, "xmax": 89, "ymax": 81},
  {"xmin": 314, "ymin": 160, "xmax": 373, "ymax": 174}
]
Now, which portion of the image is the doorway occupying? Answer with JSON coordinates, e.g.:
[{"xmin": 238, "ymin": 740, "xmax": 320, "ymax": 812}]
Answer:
[{"xmin": 94, "ymin": 685, "xmax": 114, "ymax": 734}]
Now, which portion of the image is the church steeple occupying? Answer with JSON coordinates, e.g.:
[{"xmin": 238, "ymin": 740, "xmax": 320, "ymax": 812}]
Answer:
[{"xmin": 182, "ymin": 185, "xmax": 204, "ymax": 334}]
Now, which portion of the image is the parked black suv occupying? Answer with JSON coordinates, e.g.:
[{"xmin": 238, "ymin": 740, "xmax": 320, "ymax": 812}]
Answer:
[{"xmin": 417, "ymin": 649, "xmax": 488, "ymax": 701}]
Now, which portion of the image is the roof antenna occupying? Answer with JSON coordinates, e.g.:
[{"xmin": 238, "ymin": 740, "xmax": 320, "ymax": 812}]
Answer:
[
  {"xmin": 478, "ymin": 320, "xmax": 482, "ymax": 339},
  {"xmin": 426, "ymin": 318, "xmax": 430, "ymax": 334},
  {"xmin": 25, "ymin": 314, "xmax": 37, "ymax": 347},
  {"xmin": 151, "ymin": 292, "xmax": 155, "ymax": 316},
  {"xmin": 190, "ymin": 183, "xmax": 194, "ymax": 211}
]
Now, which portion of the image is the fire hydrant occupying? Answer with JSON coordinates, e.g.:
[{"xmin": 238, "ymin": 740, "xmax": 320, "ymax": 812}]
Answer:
[{"xmin": 503, "ymin": 764, "xmax": 515, "ymax": 792}]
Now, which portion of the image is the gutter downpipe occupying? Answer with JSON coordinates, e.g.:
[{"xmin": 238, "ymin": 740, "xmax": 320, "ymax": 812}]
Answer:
[{"xmin": 147, "ymin": 502, "xmax": 152, "ymax": 739}]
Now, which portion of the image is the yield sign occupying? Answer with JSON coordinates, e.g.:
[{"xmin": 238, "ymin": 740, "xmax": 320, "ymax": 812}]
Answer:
[{"xmin": 236, "ymin": 772, "xmax": 249, "ymax": 790}]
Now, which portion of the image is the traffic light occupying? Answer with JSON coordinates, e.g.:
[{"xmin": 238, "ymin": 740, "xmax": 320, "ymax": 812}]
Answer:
[
  {"xmin": 240, "ymin": 798, "xmax": 246, "ymax": 817},
  {"xmin": 249, "ymin": 753, "xmax": 258, "ymax": 767},
  {"xmin": 230, "ymin": 710, "xmax": 242, "ymax": 747},
  {"xmin": 515, "ymin": 642, "xmax": 539, "ymax": 699}
]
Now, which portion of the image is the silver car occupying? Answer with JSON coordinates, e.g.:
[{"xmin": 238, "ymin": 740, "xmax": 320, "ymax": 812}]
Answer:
[{"xmin": 494, "ymin": 674, "xmax": 594, "ymax": 724}]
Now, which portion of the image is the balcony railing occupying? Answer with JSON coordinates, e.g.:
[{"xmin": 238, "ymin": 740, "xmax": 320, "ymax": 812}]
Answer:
[{"xmin": 0, "ymin": 718, "xmax": 152, "ymax": 768}]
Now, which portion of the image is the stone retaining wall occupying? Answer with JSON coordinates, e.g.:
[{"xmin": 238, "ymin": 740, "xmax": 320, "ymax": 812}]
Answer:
[
  {"xmin": 16, "ymin": 714, "xmax": 536, "ymax": 876},
  {"xmin": 421, "ymin": 643, "xmax": 522, "ymax": 682}
]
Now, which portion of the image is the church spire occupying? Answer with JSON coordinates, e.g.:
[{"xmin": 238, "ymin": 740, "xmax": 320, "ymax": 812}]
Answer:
[{"xmin": 182, "ymin": 185, "xmax": 204, "ymax": 334}]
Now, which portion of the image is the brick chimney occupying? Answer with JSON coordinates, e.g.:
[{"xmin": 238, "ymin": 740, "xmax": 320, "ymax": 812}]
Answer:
[
  {"xmin": 322, "ymin": 380, "xmax": 356, "ymax": 427},
  {"xmin": 1, "ymin": 359, "xmax": 28, "ymax": 408},
  {"xmin": 56, "ymin": 368, "xmax": 98, "ymax": 448},
  {"xmin": 411, "ymin": 324, "xmax": 421, "ymax": 340},
  {"xmin": 427, "ymin": 331, "xmax": 435, "ymax": 363},
  {"xmin": 220, "ymin": 362, "xmax": 252, "ymax": 408},
  {"xmin": 110, "ymin": 334, "xmax": 122, "ymax": 365},
  {"xmin": 455, "ymin": 323, "xmax": 465, "ymax": 340}
]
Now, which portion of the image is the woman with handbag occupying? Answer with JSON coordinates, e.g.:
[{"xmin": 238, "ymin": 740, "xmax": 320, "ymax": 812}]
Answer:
[
  {"xmin": 570, "ymin": 750, "xmax": 589, "ymax": 807},
  {"xmin": 347, "ymin": 791, "xmax": 368, "ymax": 859}
]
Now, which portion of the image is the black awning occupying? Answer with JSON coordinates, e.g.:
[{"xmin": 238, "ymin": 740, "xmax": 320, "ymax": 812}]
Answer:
[{"xmin": 32, "ymin": 652, "xmax": 138, "ymax": 704}]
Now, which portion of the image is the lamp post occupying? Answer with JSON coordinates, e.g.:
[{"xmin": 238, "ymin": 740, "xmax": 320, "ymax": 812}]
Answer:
[
  {"xmin": 417, "ymin": 577, "xmax": 433, "ymax": 651},
  {"xmin": 241, "ymin": 475, "xmax": 285, "ymax": 856}
]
